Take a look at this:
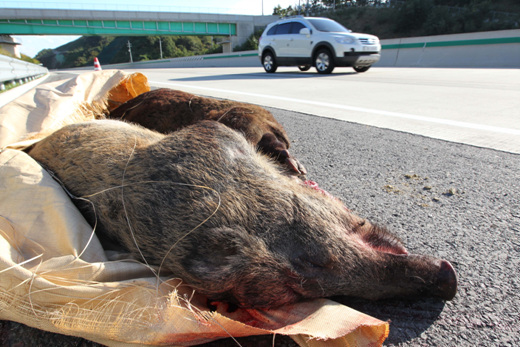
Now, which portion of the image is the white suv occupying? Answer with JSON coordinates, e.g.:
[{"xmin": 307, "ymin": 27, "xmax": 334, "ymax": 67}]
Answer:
[{"xmin": 258, "ymin": 16, "xmax": 381, "ymax": 74}]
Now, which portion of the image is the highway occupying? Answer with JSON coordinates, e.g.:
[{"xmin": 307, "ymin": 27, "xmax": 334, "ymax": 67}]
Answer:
[{"xmin": 128, "ymin": 66, "xmax": 520, "ymax": 154}]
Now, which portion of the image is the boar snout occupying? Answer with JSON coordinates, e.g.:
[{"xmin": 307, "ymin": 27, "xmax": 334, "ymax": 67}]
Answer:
[
  {"xmin": 434, "ymin": 259, "xmax": 458, "ymax": 300},
  {"xmin": 373, "ymin": 254, "xmax": 458, "ymax": 301}
]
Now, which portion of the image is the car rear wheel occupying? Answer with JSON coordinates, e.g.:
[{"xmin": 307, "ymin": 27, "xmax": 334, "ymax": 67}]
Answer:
[
  {"xmin": 353, "ymin": 65, "xmax": 371, "ymax": 73},
  {"xmin": 298, "ymin": 65, "xmax": 311, "ymax": 71},
  {"xmin": 263, "ymin": 52, "xmax": 277, "ymax": 73},
  {"xmin": 314, "ymin": 49, "xmax": 335, "ymax": 74}
]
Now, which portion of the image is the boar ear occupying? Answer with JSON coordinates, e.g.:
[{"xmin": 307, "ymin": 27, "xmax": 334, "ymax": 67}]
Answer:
[{"xmin": 185, "ymin": 227, "xmax": 258, "ymax": 282}]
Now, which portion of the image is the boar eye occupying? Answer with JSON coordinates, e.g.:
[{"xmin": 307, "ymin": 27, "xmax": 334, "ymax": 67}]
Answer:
[
  {"xmin": 296, "ymin": 256, "xmax": 329, "ymax": 269},
  {"xmin": 304, "ymin": 259, "xmax": 323, "ymax": 269}
]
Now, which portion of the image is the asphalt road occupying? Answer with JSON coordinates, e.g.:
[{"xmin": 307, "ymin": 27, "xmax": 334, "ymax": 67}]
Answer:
[
  {"xmin": 1, "ymin": 69, "xmax": 519, "ymax": 346},
  {"xmin": 136, "ymin": 66, "xmax": 520, "ymax": 155}
]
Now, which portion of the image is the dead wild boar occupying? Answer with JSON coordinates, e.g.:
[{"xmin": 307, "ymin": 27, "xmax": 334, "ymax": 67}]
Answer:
[
  {"xmin": 28, "ymin": 120, "xmax": 457, "ymax": 309},
  {"xmin": 107, "ymin": 88, "xmax": 306, "ymax": 175}
]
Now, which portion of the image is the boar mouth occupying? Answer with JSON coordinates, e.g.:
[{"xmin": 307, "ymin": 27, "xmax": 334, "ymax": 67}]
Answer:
[
  {"xmin": 359, "ymin": 225, "xmax": 457, "ymax": 300},
  {"xmin": 356, "ymin": 223, "xmax": 457, "ymax": 300}
]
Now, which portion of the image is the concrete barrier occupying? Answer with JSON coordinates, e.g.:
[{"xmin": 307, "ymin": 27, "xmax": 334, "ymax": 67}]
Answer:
[
  {"xmin": 72, "ymin": 51, "xmax": 260, "ymax": 70},
  {"xmin": 377, "ymin": 29, "xmax": 520, "ymax": 68}
]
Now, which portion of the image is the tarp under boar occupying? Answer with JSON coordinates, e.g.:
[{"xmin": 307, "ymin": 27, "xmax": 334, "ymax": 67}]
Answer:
[{"xmin": 0, "ymin": 70, "xmax": 389, "ymax": 346}]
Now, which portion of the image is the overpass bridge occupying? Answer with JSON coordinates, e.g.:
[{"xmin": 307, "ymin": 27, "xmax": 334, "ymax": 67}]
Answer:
[{"xmin": 0, "ymin": 8, "xmax": 277, "ymax": 52}]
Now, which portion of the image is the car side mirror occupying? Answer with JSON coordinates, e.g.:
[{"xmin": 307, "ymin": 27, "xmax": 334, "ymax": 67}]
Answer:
[{"xmin": 299, "ymin": 28, "xmax": 311, "ymax": 37}]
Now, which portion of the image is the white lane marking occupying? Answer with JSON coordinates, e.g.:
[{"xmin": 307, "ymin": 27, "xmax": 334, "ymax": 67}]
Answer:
[{"xmin": 151, "ymin": 80, "xmax": 520, "ymax": 136}]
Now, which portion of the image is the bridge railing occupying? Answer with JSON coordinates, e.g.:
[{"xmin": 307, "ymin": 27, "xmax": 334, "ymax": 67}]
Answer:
[
  {"xmin": 0, "ymin": 54, "xmax": 48, "ymax": 89},
  {"xmin": 1, "ymin": 1, "xmax": 241, "ymax": 14}
]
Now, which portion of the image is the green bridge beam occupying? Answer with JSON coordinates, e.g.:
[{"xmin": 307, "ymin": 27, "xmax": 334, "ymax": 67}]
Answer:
[{"xmin": 0, "ymin": 18, "xmax": 237, "ymax": 36}]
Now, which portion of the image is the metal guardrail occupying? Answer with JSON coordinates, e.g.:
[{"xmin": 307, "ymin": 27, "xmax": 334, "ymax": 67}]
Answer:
[{"xmin": 0, "ymin": 54, "xmax": 48, "ymax": 86}]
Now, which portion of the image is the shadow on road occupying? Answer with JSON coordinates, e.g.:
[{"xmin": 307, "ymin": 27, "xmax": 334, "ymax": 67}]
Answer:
[
  {"xmin": 332, "ymin": 296, "xmax": 447, "ymax": 344},
  {"xmin": 169, "ymin": 71, "xmax": 357, "ymax": 82}
]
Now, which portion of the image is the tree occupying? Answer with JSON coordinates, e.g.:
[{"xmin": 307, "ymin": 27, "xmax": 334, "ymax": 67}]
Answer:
[
  {"xmin": 273, "ymin": 5, "xmax": 298, "ymax": 17},
  {"xmin": 161, "ymin": 36, "xmax": 177, "ymax": 57},
  {"xmin": 234, "ymin": 29, "xmax": 263, "ymax": 51},
  {"xmin": 74, "ymin": 56, "xmax": 87, "ymax": 67},
  {"xmin": 395, "ymin": 0, "xmax": 435, "ymax": 33}
]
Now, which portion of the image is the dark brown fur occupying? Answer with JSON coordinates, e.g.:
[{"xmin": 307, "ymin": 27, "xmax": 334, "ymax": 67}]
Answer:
[
  {"xmin": 107, "ymin": 88, "xmax": 306, "ymax": 175},
  {"xmin": 28, "ymin": 120, "xmax": 457, "ymax": 308}
]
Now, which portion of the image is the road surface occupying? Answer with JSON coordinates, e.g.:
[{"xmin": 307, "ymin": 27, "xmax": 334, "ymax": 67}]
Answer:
[{"xmin": 132, "ymin": 66, "xmax": 520, "ymax": 155}]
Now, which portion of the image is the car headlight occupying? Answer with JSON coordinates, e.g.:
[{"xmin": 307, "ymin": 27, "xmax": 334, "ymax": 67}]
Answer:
[{"xmin": 334, "ymin": 36, "xmax": 355, "ymax": 44}]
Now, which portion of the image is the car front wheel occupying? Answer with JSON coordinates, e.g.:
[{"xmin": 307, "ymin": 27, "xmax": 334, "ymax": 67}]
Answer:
[
  {"xmin": 353, "ymin": 65, "xmax": 371, "ymax": 73},
  {"xmin": 314, "ymin": 49, "xmax": 335, "ymax": 74},
  {"xmin": 263, "ymin": 52, "xmax": 277, "ymax": 73},
  {"xmin": 298, "ymin": 65, "xmax": 311, "ymax": 71}
]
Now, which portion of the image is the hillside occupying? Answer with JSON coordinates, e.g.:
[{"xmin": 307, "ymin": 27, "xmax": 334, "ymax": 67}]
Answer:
[
  {"xmin": 280, "ymin": 0, "xmax": 520, "ymax": 39},
  {"xmin": 35, "ymin": 35, "xmax": 222, "ymax": 69}
]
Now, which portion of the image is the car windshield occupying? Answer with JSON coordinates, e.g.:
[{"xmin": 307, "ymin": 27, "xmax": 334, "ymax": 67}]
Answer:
[{"xmin": 307, "ymin": 18, "xmax": 350, "ymax": 33}]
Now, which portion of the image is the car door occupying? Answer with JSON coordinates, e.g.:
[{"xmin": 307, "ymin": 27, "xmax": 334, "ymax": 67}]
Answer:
[
  {"xmin": 272, "ymin": 22, "xmax": 292, "ymax": 57},
  {"xmin": 286, "ymin": 22, "xmax": 312, "ymax": 58}
]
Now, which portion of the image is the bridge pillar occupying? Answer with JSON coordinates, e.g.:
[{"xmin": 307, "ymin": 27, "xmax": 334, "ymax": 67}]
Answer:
[
  {"xmin": 221, "ymin": 38, "xmax": 232, "ymax": 54},
  {"xmin": 233, "ymin": 21, "xmax": 255, "ymax": 51}
]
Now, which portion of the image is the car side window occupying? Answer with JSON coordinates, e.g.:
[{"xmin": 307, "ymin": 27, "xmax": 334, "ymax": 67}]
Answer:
[
  {"xmin": 266, "ymin": 25, "xmax": 277, "ymax": 36},
  {"xmin": 290, "ymin": 22, "xmax": 306, "ymax": 34},
  {"xmin": 275, "ymin": 23, "xmax": 292, "ymax": 35}
]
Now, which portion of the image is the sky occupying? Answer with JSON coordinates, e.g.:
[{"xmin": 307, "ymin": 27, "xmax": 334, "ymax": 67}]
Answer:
[{"xmin": 8, "ymin": 0, "xmax": 301, "ymax": 57}]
